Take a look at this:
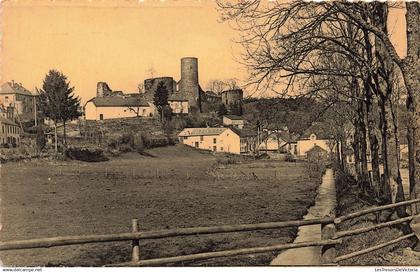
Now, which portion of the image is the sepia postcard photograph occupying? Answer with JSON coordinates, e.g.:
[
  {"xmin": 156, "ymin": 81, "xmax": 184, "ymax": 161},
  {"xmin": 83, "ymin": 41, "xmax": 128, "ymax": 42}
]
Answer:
[{"xmin": 0, "ymin": 0, "xmax": 419, "ymax": 269}]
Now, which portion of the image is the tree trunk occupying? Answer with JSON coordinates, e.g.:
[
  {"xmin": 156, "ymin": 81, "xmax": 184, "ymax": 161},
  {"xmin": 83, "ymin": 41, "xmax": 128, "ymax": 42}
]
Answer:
[
  {"xmin": 379, "ymin": 97, "xmax": 405, "ymax": 206},
  {"xmin": 335, "ymin": 139, "xmax": 341, "ymax": 169},
  {"xmin": 63, "ymin": 121, "xmax": 67, "ymax": 146},
  {"xmin": 54, "ymin": 123, "xmax": 58, "ymax": 154},
  {"xmin": 353, "ymin": 124, "xmax": 362, "ymax": 183},
  {"xmin": 355, "ymin": 101, "xmax": 370, "ymax": 193},
  {"xmin": 340, "ymin": 139, "xmax": 345, "ymax": 170},
  {"xmin": 400, "ymin": 2, "xmax": 420, "ymax": 215},
  {"xmin": 366, "ymin": 91, "xmax": 382, "ymax": 198}
]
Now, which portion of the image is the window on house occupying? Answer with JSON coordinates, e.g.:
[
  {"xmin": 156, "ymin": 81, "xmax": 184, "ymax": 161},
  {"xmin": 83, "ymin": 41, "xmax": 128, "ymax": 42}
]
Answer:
[
  {"xmin": 213, "ymin": 138, "xmax": 216, "ymax": 144},
  {"xmin": 200, "ymin": 136, "xmax": 204, "ymax": 141},
  {"xmin": 213, "ymin": 146, "xmax": 217, "ymax": 151},
  {"xmin": 220, "ymin": 147, "xmax": 223, "ymax": 151},
  {"xmin": 195, "ymin": 142, "xmax": 199, "ymax": 148}
]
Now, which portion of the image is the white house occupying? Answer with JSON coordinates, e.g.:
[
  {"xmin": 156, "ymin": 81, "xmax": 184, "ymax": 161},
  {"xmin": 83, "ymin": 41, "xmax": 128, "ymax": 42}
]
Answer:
[
  {"xmin": 178, "ymin": 127, "xmax": 255, "ymax": 154},
  {"xmin": 0, "ymin": 81, "xmax": 36, "ymax": 120},
  {"xmin": 0, "ymin": 116, "xmax": 21, "ymax": 147},
  {"xmin": 296, "ymin": 133, "xmax": 333, "ymax": 158},
  {"xmin": 223, "ymin": 115, "xmax": 245, "ymax": 129},
  {"xmin": 84, "ymin": 97, "xmax": 155, "ymax": 120}
]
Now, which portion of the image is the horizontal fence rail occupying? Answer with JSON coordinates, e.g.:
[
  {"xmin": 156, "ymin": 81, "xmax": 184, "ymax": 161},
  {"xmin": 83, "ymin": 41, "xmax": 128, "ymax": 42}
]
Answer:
[
  {"xmin": 334, "ymin": 198, "xmax": 420, "ymax": 224},
  {"xmin": 334, "ymin": 215, "xmax": 418, "ymax": 239},
  {"xmin": 0, "ymin": 217, "xmax": 335, "ymax": 251},
  {"xmin": 110, "ymin": 239, "xmax": 342, "ymax": 267},
  {"xmin": 334, "ymin": 233, "xmax": 416, "ymax": 263},
  {"xmin": 1, "ymin": 197, "xmax": 419, "ymax": 266}
]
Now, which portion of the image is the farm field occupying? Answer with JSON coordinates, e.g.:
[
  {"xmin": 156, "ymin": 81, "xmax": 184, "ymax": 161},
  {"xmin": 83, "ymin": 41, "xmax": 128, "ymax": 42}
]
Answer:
[{"xmin": 0, "ymin": 145, "xmax": 321, "ymax": 266}]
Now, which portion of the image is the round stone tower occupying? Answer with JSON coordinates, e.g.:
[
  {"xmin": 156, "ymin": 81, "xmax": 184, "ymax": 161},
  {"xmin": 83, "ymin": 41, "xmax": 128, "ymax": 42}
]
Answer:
[{"xmin": 179, "ymin": 57, "xmax": 201, "ymax": 112}]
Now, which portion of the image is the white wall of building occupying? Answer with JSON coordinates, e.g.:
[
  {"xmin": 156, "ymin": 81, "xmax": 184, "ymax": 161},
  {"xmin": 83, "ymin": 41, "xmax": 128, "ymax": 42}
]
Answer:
[
  {"xmin": 180, "ymin": 128, "xmax": 241, "ymax": 154},
  {"xmin": 223, "ymin": 117, "xmax": 244, "ymax": 129},
  {"xmin": 296, "ymin": 134, "xmax": 332, "ymax": 157},
  {"xmin": 0, "ymin": 122, "xmax": 21, "ymax": 146},
  {"xmin": 218, "ymin": 129, "xmax": 241, "ymax": 154},
  {"xmin": 85, "ymin": 102, "xmax": 155, "ymax": 120}
]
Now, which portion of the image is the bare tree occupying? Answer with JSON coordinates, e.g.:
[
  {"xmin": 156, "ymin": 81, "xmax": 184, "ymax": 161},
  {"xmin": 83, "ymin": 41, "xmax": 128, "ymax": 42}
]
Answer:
[{"xmin": 217, "ymin": 0, "xmax": 418, "ymax": 207}]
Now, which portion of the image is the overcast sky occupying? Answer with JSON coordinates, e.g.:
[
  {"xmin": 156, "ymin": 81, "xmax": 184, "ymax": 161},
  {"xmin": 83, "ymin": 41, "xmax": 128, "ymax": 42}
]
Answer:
[{"xmin": 0, "ymin": 0, "xmax": 407, "ymax": 102}]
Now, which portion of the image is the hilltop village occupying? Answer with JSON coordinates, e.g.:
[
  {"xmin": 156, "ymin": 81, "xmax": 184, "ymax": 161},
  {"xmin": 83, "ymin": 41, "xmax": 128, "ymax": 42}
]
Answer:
[{"xmin": 0, "ymin": 56, "xmax": 384, "ymax": 163}]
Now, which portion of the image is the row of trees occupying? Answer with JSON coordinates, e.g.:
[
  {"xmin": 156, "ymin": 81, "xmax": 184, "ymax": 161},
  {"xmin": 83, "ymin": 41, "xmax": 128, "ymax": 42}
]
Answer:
[{"xmin": 217, "ymin": 1, "xmax": 419, "ymax": 212}]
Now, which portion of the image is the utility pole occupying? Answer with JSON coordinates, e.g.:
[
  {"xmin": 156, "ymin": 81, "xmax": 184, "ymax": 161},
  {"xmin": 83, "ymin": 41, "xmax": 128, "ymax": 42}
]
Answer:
[{"xmin": 34, "ymin": 95, "xmax": 38, "ymax": 127}]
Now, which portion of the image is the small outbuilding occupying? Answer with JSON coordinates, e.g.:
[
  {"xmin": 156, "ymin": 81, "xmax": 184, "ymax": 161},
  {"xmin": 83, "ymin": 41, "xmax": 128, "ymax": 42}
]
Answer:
[{"xmin": 223, "ymin": 115, "xmax": 245, "ymax": 129}]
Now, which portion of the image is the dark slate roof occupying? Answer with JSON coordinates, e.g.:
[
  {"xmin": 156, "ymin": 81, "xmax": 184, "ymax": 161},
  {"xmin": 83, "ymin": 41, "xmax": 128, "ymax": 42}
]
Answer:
[
  {"xmin": 230, "ymin": 126, "xmax": 257, "ymax": 138},
  {"xmin": 205, "ymin": 91, "xmax": 219, "ymax": 96},
  {"xmin": 266, "ymin": 130, "xmax": 296, "ymax": 143},
  {"xmin": 168, "ymin": 93, "xmax": 188, "ymax": 101},
  {"xmin": 223, "ymin": 115, "xmax": 244, "ymax": 121},
  {"xmin": 300, "ymin": 122, "xmax": 333, "ymax": 140},
  {"xmin": 307, "ymin": 145, "xmax": 328, "ymax": 153},
  {"xmin": 0, "ymin": 82, "xmax": 33, "ymax": 96},
  {"xmin": 88, "ymin": 97, "xmax": 150, "ymax": 107},
  {"xmin": 178, "ymin": 127, "xmax": 227, "ymax": 137},
  {"xmin": 0, "ymin": 116, "xmax": 19, "ymax": 126}
]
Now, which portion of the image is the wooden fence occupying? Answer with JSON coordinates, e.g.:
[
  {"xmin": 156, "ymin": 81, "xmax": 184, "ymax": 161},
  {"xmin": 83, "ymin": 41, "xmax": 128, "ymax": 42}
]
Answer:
[{"xmin": 1, "ymin": 198, "xmax": 419, "ymax": 266}]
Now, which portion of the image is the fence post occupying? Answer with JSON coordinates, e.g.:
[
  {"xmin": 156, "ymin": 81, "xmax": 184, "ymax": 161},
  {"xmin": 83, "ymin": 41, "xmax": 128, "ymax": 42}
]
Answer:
[
  {"xmin": 321, "ymin": 222, "xmax": 337, "ymax": 265},
  {"xmin": 131, "ymin": 219, "xmax": 140, "ymax": 263}
]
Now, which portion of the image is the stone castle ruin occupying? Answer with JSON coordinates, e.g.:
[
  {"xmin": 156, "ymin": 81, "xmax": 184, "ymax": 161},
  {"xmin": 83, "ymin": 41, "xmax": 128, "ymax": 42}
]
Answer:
[{"xmin": 93, "ymin": 57, "xmax": 243, "ymax": 115}]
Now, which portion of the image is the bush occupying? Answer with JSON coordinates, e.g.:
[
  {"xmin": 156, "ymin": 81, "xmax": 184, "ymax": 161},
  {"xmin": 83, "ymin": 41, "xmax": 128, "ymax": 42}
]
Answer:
[
  {"xmin": 120, "ymin": 133, "xmax": 134, "ymax": 145},
  {"xmin": 65, "ymin": 147, "xmax": 109, "ymax": 162},
  {"xmin": 285, "ymin": 153, "xmax": 296, "ymax": 162},
  {"xmin": 36, "ymin": 126, "xmax": 47, "ymax": 151}
]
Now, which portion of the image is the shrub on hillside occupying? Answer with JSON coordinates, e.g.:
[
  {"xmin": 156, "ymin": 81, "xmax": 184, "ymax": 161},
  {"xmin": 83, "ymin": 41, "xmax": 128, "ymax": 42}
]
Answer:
[
  {"xmin": 285, "ymin": 153, "xmax": 296, "ymax": 162},
  {"xmin": 36, "ymin": 126, "xmax": 47, "ymax": 152},
  {"xmin": 65, "ymin": 147, "xmax": 109, "ymax": 162}
]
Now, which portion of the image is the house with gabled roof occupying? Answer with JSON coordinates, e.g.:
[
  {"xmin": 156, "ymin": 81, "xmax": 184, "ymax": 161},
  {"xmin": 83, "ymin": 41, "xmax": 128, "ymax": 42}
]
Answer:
[
  {"xmin": 85, "ymin": 81, "xmax": 189, "ymax": 120},
  {"xmin": 0, "ymin": 81, "xmax": 36, "ymax": 120},
  {"xmin": 296, "ymin": 122, "xmax": 335, "ymax": 158},
  {"xmin": 84, "ymin": 96, "xmax": 155, "ymax": 120},
  {"xmin": 178, "ymin": 127, "xmax": 256, "ymax": 154},
  {"xmin": 223, "ymin": 115, "xmax": 245, "ymax": 129}
]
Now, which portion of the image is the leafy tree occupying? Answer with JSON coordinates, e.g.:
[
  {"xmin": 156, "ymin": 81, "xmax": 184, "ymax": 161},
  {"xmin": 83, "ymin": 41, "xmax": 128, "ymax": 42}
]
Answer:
[
  {"xmin": 37, "ymin": 70, "xmax": 81, "ymax": 153},
  {"xmin": 162, "ymin": 105, "xmax": 173, "ymax": 121},
  {"xmin": 153, "ymin": 81, "xmax": 169, "ymax": 122},
  {"xmin": 217, "ymin": 103, "xmax": 227, "ymax": 117},
  {"xmin": 36, "ymin": 124, "xmax": 46, "ymax": 152}
]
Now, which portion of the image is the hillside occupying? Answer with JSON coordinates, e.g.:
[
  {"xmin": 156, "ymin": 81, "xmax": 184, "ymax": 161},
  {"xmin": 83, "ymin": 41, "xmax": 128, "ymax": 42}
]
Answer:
[{"xmin": 242, "ymin": 97, "xmax": 325, "ymax": 135}]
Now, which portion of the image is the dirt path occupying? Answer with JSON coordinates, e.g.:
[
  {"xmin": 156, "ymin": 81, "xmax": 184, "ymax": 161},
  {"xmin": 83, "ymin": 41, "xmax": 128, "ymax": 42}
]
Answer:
[{"xmin": 270, "ymin": 169, "xmax": 336, "ymax": 265}]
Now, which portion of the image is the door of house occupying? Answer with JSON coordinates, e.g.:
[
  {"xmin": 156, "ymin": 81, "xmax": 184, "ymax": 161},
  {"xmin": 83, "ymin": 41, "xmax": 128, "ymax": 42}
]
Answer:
[{"xmin": 99, "ymin": 114, "xmax": 104, "ymax": 120}]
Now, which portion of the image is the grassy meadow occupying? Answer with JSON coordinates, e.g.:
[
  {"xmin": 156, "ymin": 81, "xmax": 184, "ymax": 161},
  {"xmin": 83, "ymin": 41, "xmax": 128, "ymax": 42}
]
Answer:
[{"xmin": 0, "ymin": 145, "xmax": 321, "ymax": 266}]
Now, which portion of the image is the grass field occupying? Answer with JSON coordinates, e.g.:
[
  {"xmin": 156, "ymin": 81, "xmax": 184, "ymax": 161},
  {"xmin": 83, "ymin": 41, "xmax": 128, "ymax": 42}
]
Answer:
[{"xmin": 0, "ymin": 145, "xmax": 321, "ymax": 266}]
